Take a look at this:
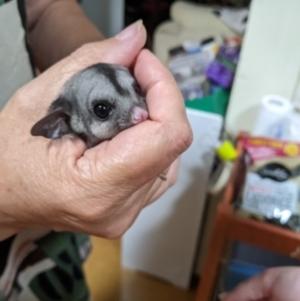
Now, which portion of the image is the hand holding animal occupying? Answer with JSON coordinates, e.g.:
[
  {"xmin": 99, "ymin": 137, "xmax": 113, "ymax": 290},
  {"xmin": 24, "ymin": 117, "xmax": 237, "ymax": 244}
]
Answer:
[{"xmin": 31, "ymin": 63, "xmax": 148, "ymax": 148}]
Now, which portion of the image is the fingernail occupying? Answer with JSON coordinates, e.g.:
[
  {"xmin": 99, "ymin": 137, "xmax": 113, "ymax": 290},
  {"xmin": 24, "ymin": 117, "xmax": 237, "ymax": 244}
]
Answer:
[
  {"xmin": 115, "ymin": 20, "xmax": 143, "ymax": 40},
  {"xmin": 218, "ymin": 292, "xmax": 228, "ymax": 300}
]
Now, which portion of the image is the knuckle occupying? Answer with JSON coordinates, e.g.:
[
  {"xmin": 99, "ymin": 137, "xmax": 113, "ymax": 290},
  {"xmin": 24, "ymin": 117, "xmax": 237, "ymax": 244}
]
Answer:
[
  {"xmin": 180, "ymin": 123, "xmax": 193, "ymax": 151},
  {"xmin": 103, "ymin": 230, "xmax": 124, "ymax": 239},
  {"xmin": 69, "ymin": 202, "xmax": 102, "ymax": 225},
  {"xmin": 81, "ymin": 210, "xmax": 102, "ymax": 225},
  {"xmin": 102, "ymin": 225, "xmax": 127, "ymax": 239},
  {"xmin": 73, "ymin": 43, "xmax": 94, "ymax": 56},
  {"xmin": 171, "ymin": 122, "xmax": 193, "ymax": 157},
  {"xmin": 70, "ymin": 42, "xmax": 103, "ymax": 65}
]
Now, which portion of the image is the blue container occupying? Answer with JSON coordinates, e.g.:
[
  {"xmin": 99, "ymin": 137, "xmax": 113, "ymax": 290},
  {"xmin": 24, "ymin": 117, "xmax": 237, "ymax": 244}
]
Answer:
[{"xmin": 224, "ymin": 260, "xmax": 266, "ymax": 291}]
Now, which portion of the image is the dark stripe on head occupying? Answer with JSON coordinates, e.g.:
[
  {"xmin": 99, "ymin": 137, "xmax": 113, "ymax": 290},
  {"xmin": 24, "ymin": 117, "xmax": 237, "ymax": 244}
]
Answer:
[{"xmin": 94, "ymin": 63, "xmax": 130, "ymax": 97}]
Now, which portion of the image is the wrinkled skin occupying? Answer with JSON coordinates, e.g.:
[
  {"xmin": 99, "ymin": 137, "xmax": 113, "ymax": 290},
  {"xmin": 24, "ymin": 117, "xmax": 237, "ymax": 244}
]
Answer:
[{"xmin": 0, "ymin": 23, "xmax": 192, "ymax": 240}]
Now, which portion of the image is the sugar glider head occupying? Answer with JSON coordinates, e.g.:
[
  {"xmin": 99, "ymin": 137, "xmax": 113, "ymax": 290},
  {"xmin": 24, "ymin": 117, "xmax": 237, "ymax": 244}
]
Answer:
[{"xmin": 31, "ymin": 63, "xmax": 148, "ymax": 148}]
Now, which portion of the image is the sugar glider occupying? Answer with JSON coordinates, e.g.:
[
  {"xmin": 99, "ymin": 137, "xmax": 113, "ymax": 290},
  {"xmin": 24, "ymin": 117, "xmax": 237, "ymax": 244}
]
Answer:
[{"xmin": 31, "ymin": 63, "xmax": 148, "ymax": 148}]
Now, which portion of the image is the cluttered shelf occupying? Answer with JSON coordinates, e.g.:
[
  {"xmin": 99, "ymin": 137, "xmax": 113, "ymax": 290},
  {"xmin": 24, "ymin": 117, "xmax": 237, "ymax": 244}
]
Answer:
[
  {"xmin": 167, "ymin": 36, "xmax": 240, "ymax": 117},
  {"xmin": 196, "ymin": 133, "xmax": 300, "ymax": 301},
  {"xmin": 122, "ymin": 1, "xmax": 300, "ymax": 300}
]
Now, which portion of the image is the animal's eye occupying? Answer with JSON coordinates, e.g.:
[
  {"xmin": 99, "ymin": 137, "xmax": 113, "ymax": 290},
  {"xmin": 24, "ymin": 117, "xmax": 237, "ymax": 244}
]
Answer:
[{"xmin": 93, "ymin": 103, "xmax": 112, "ymax": 120}]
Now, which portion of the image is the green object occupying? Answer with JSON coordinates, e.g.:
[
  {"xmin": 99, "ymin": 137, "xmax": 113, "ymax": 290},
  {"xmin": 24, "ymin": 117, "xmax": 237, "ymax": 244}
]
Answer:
[
  {"xmin": 31, "ymin": 232, "xmax": 90, "ymax": 301},
  {"xmin": 0, "ymin": 232, "xmax": 91, "ymax": 300},
  {"xmin": 185, "ymin": 88, "xmax": 230, "ymax": 117}
]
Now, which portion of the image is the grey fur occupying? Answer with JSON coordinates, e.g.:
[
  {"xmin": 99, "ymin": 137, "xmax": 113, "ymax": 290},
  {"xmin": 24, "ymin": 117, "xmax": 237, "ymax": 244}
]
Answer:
[{"xmin": 31, "ymin": 63, "xmax": 148, "ymax": 148}]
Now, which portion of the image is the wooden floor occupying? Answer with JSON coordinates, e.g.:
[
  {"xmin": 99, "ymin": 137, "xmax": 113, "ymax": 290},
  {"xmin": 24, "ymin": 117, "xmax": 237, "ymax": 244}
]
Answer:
[{"xmin": 83, "ymin": 237, "xmax": 196, "ymax": 301}]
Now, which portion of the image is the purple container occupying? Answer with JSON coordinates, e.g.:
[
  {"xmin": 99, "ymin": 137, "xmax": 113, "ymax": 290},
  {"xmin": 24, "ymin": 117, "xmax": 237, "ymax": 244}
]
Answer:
[{"xmin": 206, "ymin": 45, "xmax": 240, "ymax": 89}]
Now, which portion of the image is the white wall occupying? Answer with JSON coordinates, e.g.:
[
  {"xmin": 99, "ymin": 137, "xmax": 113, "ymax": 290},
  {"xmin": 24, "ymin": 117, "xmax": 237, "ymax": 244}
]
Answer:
[{"xmin": 225, "ymin": 0, "xmax": 300, "ymax": 135}]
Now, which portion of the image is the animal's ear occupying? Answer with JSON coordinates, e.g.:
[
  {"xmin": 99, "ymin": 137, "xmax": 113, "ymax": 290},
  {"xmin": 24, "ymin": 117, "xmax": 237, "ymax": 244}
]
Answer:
[{"xmin": 31, "ymin": 110, "xmax": 71, "ymax": 139}]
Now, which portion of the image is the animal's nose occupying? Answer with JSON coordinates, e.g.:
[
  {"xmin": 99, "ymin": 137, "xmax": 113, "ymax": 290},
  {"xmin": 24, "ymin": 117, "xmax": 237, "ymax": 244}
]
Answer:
[{"xmin": 132, "ymin": 107, "xmax": 149, "ymax": 124}]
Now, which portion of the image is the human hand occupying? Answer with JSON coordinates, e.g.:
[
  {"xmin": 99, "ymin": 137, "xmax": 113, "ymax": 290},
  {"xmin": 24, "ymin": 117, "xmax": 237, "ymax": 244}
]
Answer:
[
  {"xmin": 0, "ymin": 21, "xmax": 192, "ymax": 240},
  {"xmin": 220, "ymin": 267, "xmax": 300, "ymax": 301}
]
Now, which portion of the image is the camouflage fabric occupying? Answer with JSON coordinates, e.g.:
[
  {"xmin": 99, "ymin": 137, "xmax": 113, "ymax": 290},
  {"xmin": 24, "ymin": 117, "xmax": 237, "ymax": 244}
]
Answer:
[{"xmin": 0, "ymin": 230, "xmax": 91, "ymax": 301}]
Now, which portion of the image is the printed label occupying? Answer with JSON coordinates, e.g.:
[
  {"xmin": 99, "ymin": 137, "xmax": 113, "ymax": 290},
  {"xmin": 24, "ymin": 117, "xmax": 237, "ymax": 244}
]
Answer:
[
  {"xmin": 257, "ymin": 163, "xmax": 291, "ymax": 182},
  {"xmin": 241, "ymin": 172, "xmax": 298, "ymax": 216},
  {"xmin": 241, "ymin": 136, "xmax": 300, "ymax": 162}
]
